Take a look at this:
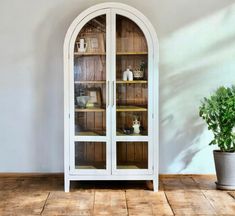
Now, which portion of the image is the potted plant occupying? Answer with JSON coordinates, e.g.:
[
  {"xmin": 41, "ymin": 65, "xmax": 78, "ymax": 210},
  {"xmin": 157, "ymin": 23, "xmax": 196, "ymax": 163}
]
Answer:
[
  {"xmin": 199, "ymin": 86, "xmax": 235, "ymax": 190},
  {"xmin": 133, "ymin": 60, "xmax": 147, "ymax": 80}
]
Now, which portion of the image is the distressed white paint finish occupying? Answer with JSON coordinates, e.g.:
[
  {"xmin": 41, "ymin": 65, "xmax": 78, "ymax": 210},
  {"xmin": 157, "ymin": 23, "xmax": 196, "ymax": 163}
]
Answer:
[{"xmin": 64, "ymin": 3, "xmax": 159, "ymax": 192}]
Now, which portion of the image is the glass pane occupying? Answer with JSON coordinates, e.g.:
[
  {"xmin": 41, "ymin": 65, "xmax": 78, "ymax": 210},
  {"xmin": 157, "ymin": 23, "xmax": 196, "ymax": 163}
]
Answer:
[
  {"xmin": 116, "ymin": 112, "xmax": 148, "ymax": 136},
  {"xmin": 75, "ymin": 142, "xmax": 106, "ymax": 169},
  {"xmin": 74, "ymin": 15, "xmax": 106, "ymax": 136},
  {"xmin": 116, "ymin": 15, "xmax": 148, "ymax": 136},
  {"xmin": 117, "ymin": 142, "xmax": 148, "ymax": 169}
]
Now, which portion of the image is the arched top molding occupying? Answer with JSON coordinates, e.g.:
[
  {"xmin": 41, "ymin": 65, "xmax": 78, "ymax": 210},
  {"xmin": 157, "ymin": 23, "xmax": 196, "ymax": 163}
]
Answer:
[{"xmin": 64, "ymin": 2, "xmax": 159, "ymax": 63}]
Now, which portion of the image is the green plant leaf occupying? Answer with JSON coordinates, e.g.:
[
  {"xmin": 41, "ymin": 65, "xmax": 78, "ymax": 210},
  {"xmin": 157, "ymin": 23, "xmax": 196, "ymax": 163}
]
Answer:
[{"xmin": 199, "ymin": 85, "xmax": 235, "ymax": 152}]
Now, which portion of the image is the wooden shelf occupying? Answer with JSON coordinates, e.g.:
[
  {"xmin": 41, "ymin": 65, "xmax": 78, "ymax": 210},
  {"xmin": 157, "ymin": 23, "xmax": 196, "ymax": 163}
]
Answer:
[
  {"xmin": 116, "ymin": 52, "xmax": 148, "ymax": 55},
  {"xmin": 116, "ymin": 80, "xmax": 147, "ymax": 84},
  {"xmin": 75, "ymin": 165, "xmax": 105, "ymax": 169},
  {"xmin": 116, "ymin": 106, "xmax": 147, "ymax": 112},
  {"xmin": 75, "ymin": 162, "xmax": 106, "ymax": 169},
  {"xmin": 75, "ymin": 107, "xmax": 105, "ymax": 112},
  {"xmin": 76, "ymin": 106, "xmax": 147, "ymax": 112},
  {"xmin": 74, "ymin": 52, "xmax": 106, "ymax": 56},
  {"xmin": 74, "ymin": 52, "xmax": 147, "ymax": 56},
  {"xmin": 75, "ymin": 80, "xmax": 146, "ymax": 84},
  {"xmin": 116, "ymin": 162, "xmax": 147, "ymax": 169},
  {"xmin": 116, "ymin": 131, "xmax": 147, "ymax": 136},
  {"xmin": 75, "ymin": 80, "xmax": 106, "ymax": 84},
  {"xmin": 75, "ymin": 131, "xmax": 106, "ymax": 136}
]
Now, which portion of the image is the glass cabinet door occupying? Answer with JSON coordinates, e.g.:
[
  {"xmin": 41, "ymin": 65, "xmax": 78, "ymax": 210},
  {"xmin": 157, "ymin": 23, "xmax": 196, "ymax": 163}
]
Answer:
[
  {"xmin": 74, "ymin": 15, "xmax": 107, "ymax": 136},
  {"xmin": 114, "ymin": 15, "xmax": 150, "ymax": 173},
  {"xmin": 70, "ymin": 13, "xmax": 152, "ymax": 174},
  {"xmin": 73, "ymin": 14, "xmax": 108, "ymax": 172}
]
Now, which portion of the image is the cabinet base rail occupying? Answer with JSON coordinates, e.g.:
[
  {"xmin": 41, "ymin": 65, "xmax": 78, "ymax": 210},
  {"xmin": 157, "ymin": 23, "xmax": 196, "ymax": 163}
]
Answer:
[{"xmin": 64, "ymin": 175, "xmax": 159, "ymax": 192}]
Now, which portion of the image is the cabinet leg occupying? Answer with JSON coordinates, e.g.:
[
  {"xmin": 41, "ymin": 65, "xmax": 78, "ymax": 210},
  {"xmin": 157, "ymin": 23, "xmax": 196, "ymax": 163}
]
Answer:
[
  {"xmin": 146, "ymin": 180, "xmax": 153, "ymax": 190},
  {"xmin": 153, "ymin": 177, "xmax": 158, "ymax": 192},
  {"xmin": 64, "ymin": 179, "xmax": 70, "ymax": 192}
]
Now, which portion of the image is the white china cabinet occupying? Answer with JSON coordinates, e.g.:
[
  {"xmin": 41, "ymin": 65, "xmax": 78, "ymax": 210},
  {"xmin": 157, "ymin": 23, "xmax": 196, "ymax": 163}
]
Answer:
[{"xmin": 64, "ymin": 3, "xmax": 159, "ymax": 192}]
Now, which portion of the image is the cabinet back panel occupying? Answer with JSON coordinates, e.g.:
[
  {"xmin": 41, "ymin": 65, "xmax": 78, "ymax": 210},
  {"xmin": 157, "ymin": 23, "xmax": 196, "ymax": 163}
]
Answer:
[{"xmin": 116, "ymin": 15, "xmax": 147, "ymax": 53}]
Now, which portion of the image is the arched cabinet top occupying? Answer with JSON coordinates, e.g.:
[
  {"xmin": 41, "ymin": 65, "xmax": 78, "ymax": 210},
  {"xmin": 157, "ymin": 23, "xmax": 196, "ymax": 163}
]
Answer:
[{"xmin": 64, "ymin": 2, "xmax": 159, "ymax": 63}]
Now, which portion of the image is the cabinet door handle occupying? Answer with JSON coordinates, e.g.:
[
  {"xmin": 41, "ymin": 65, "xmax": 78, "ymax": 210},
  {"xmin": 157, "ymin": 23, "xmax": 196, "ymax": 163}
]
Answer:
[
  {"xmin": 107, "ymin": 81, "xmax": 110, "ymax": 107},
  {"xmin": 112, "ymin": 81, "xmax": 115, "ymax": 106}
]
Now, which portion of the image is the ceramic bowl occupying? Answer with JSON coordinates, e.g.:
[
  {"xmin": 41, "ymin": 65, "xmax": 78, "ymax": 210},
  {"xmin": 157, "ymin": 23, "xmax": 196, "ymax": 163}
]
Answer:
[{"xmin": 76, "ymin": 96, "xmax": 90, "ymax": 108}]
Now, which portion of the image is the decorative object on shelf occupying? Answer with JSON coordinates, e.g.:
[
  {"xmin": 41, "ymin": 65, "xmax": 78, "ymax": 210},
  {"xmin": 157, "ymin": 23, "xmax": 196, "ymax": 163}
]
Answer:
[
  {"xmin": 132, "ymin": 117, "xmax": 141, "ymax": 134},
  {"xmin": 90, "ymin": 37, "xmax": 99, "ymax": 49},
  {"xmin": 199, "ymin": 85, "xmax": 235, "ymax": 190},
  {"xmin": 85, "ymin": 33, "xmax": 105, "ymax": 53},
  {"xmin": 78, "ymin": 87, "xmax": 86, "ymax": 96},
  {"xmin": 76, "ymin": 38, "xmax": 87, "ymax": 52},
  {"xmin": 86, "ymin": 87, "xmax": 102, "ymax": 108},
  {"xmin": 133, "ymin": 60, "xmax": 147, "ymax": 80},
  {"xmin": 122, "ymin": 127, "xmax": 134, "ymax": 135},
  {"xmin": 122, "ymin": 67, "xmax": 133, "ymax": 81},
  {"xmin": 133, "ymin": 69, "xmax": 144, "ymax": 80},
  {"xmin": 76, "ymin": 96, "xmax": 90, "ymax": 108}
]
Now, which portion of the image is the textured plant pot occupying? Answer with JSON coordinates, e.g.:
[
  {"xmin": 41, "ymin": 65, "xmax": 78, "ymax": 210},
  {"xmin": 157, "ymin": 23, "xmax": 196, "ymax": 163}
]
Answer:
[{"xmin": 214, "ymin": 150, "xmax": 235, "ymax": 190}]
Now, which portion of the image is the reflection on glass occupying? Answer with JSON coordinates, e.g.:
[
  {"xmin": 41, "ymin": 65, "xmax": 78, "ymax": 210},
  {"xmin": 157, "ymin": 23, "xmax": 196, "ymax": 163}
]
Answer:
[
  {"xmin": 75, "ymin": 142, "xmax": 106, "ymax": 169},
  {"xmin": 74, "ymin": 15, "xmax": 106, "ymax": 136},
  {"xmin": 117, "ymin": 142, "xmax": 148, "ymax": 169}
]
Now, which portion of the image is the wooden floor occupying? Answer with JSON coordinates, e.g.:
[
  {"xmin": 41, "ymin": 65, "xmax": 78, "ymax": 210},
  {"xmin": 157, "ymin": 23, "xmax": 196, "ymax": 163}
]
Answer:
[{"xmin": 0, "ymin": 175, "xmax": 235, "ymax": 215}]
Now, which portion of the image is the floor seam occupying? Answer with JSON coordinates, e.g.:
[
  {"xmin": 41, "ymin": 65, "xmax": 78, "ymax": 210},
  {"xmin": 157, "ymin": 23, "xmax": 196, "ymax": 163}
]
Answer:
[
  {"xmin": 40, "ymin": 191, "xmax": 50, "ymax": 215},
  {"xmin": 163, "ymin": 190, "xmax": 175, "ymax": 216},
  {"xmin": 161, "ymin": 179, "xmax": 175, "ymax": 216},
  {"xmin": 125, "ymin": 190, "xmax": 129, "ymax": 216},
  {"xmin": 227, "ymin": 192, "xmax": 235, "ymax": 200},
  {"xmin": 191, "ymin": 176, "xmax": 218, "ymax": 216},
  {"xmin": 92, "ymin": 190, "xmax": 96, "ymax": 216}
]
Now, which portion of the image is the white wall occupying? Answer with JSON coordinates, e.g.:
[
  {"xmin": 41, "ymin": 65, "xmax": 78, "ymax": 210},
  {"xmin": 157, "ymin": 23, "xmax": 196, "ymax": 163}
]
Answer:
[{"xmin": 0, "ymin": 0, "xmax": 234, "ymax": 173}]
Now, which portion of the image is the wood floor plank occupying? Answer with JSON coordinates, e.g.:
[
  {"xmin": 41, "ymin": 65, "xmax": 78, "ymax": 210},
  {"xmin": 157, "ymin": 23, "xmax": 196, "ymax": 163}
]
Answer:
[
  {"xmin": 162, "ymin": 176, "xmax": 216, "ymax": 215},
  {"xmin": 126, "ymin": 189, "xmax": 174, "ymax": 216},
  {"xmin": 126, "ymin": 190, "xmax": 153, "ymax": 216},
  {"xmin": 191, "ymin": 175, "xmax": 217, "ymax": 190},
  {"xmin": 1, "ymin": 175, "xmax": 235, "ymax": 216},
  {"xmin": 0, "ymin": 176, "xmax": 63, "ymax": 192},
  {"xmin": 193, "ymin": 176, "xmax": 235, "ymax": 215},
  {"xmin": 93, "ymin": 190, "xmax": 128, "ymax": 215},
  {"xmin": 41, "ymin": 190, "xmax": 94, "ymax": 216},
  {"xmin": 144, "ymin": 190, "xmax": 174, "ymax": 216},
  {"xmin": 0, "ymin": 191, "xmax": 49, "ymax": 215}
]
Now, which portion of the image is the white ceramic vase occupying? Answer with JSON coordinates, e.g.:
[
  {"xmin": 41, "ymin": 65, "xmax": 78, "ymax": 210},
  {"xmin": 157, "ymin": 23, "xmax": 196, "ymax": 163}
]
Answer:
[{"xmin": 123, "ymin": 68, "xmax": 133, "ymax": 81}]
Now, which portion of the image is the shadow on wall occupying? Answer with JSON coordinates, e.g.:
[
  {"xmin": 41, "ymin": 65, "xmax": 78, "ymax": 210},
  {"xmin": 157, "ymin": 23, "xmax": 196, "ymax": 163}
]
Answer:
[
  {"xmin": 159, "ymin": 3, "xmax": 235, "ymax": 173},
  {"xmin": 29, "ymin": 0, "xmax": 235, "ymax": 173}
]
